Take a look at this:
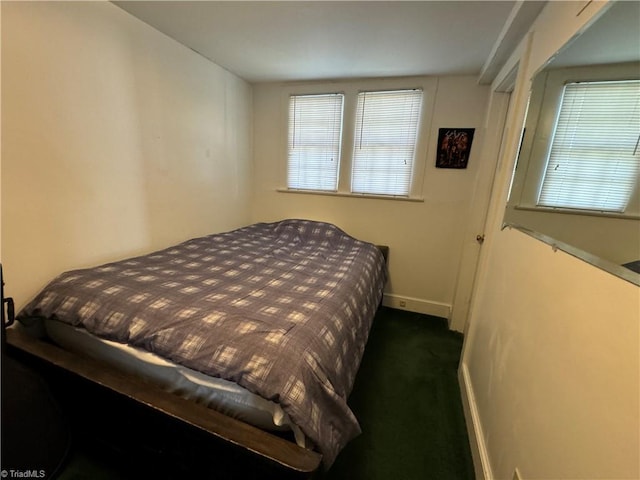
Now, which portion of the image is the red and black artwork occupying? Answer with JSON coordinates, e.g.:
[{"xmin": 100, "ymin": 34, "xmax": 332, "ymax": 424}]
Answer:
[{"xmin": 436, "ymin": 128, "xmax": 475, "ymax": 169}]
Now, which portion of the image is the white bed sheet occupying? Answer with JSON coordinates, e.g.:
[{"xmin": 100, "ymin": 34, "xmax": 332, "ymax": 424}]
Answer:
[{"xmin": 45, "ymin": 320, "xmax": 306, "ymax": 447}]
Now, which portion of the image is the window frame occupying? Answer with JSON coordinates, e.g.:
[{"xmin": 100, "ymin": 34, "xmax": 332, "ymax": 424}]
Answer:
[
  {"xmin": 351, "ymin": 89, "xmax": 424, "ymax": 197},
  {"xmin": 278, "ymin": 77, "xmax": 437, "ymax": 201},
  {"xmin": 287, "ymin": 93, "xmax": 345, "ymax": 192}
]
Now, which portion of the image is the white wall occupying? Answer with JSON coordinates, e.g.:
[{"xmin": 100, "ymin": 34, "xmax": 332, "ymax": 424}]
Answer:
[
  {"xmin": 1, "ymin": 2, "xmax": 253, "ymax": 309},
  {"xmin": 461, "ymin": 1, "xmax": 640, "ymax": 479},
  {"xmin": 252, "ymin": 76, "xmax": 491, "ymax": 322}
]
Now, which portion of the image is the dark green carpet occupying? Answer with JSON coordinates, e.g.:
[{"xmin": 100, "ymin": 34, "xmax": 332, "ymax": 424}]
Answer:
[
  {"xmin": 56, "ymin": 307, "xmax": 474, "ymax": 480},
  {"xmin": 316, "ymin": 306, "xmax": 474, "ymax": 480}
]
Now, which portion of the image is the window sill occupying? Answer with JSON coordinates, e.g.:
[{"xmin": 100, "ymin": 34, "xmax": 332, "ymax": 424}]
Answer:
[
  {"xmin": 276, "ymin": 188, "xmax": 424, "ymax": 202},
  {"xmin": 513, "ymin": 204, "xmax": 640, "ymax": 220}
]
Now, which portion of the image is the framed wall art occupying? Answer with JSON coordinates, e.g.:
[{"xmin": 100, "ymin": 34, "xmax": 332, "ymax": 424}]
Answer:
[{"xmin": 435, "ymin": 128, "xmax": 475, "ymax": 169}]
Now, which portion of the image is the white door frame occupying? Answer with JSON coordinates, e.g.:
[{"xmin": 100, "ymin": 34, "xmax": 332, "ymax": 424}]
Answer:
[{"xmin": 448, "ymin": 68, "xmax": 518, "ymax": 333}]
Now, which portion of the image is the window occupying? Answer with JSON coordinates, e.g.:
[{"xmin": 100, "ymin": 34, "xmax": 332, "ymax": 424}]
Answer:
[
  {"xmin": 538, "ymin": 80, "xmax": 640, "ymax": 212},
  {"xmin": 287, "ymin": 93, "xmax": 344, "ymax": 191},
  {"xmin": 285, "ymin": 84, "xmax": 429, "ymax": 199},
  {"xmin": 352, "ymin": 89, "xmax": 423, "ymax": 196}
]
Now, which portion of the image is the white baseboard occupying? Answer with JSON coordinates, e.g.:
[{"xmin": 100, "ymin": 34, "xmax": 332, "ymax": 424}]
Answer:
[
  {"xmin": 382, "ymin": 293, "xmax": 451, "ymax": 319},
  {"xmin": 459, "ymin": 362, "xmax": 493, "ymax": 480}
]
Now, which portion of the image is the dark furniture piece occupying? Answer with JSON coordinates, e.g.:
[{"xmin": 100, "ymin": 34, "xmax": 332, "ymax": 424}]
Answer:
[{"xmin": 2, "ymin": 265, "xmax": 70, "ymax": 478}]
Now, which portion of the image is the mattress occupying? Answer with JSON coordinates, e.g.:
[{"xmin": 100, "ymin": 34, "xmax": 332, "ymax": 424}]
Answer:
[{"xmin": 45, "ymin": 319, "xmax": 306, "ymax": 446}]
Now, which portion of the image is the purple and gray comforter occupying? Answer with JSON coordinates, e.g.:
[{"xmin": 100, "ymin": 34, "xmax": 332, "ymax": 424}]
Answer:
[{"xmin": 18, "ymin": 219, "xmax": 386, "ymax": 467}]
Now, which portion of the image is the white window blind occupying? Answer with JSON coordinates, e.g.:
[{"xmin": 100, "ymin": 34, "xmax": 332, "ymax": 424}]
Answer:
[
  {"xmin": 352, "ymin": 89, "xmax": 423, "ymax": 196},
  {"xmin": 538, "ymin": 80, "xmax": 640, "ymax": 212},
  {"xmin": 288, "ymin": 93, "xmax": 344, "ymax": 191}
]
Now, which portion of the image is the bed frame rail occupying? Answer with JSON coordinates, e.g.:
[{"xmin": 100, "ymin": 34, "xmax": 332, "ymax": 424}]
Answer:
[{"xmin": 5, "ymin": 327, "xmax": 322, "ymax": 478}]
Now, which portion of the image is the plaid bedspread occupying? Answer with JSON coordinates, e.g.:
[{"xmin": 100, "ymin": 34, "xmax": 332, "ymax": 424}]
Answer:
[{"xmin": 18, "ymin": 219, "xmax": 386, "ymax": 467}]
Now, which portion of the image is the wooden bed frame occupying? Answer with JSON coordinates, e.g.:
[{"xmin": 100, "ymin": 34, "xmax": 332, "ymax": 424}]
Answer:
[{"xmin": 4, "ymin": 327, "xmax": 322, "ymax": 479}]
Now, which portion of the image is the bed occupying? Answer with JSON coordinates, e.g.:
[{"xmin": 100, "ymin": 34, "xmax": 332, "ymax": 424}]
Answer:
[{"xmin": 12, "ymin": 219, "xmax": 387, "ymax": 473}]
